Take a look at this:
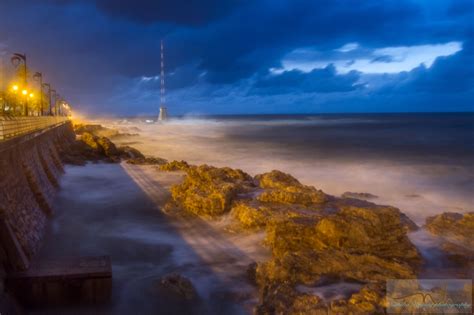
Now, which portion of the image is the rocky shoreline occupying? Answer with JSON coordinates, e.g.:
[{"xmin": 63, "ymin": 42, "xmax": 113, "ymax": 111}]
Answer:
[{"xmin": 66, "ymin": 123, "xmax": 473, "ymax": 314}]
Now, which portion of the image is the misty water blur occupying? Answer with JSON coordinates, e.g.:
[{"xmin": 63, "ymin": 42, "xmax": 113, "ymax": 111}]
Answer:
[
  {"xmin": 107, "ymin": 113, "xmax": 473, "ymax": 225},
  {"xmin": 34, "ymin": 164, "xmax": 255, "ymax": 315}
]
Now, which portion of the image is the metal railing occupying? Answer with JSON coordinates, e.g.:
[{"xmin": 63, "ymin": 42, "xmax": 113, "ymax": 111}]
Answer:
[{"xmin": 0, "ymin": 116, "xmax": 69, "ymax": 141}]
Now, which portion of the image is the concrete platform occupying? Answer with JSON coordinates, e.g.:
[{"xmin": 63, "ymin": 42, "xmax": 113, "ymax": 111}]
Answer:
[{"xmin": 5, "ymin": 256, "xmax": 112, "ymax": 307}]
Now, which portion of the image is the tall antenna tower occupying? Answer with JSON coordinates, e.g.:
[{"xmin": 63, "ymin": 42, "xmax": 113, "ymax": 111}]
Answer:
[{"xmin": 158, "ymin": 40, "xmax": 168, "ymax": 121}]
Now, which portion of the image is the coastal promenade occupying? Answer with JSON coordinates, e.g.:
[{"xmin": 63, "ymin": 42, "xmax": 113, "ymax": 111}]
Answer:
[{"xmin": 0, "ymin": 116, "xmax": 69, "ymax": 141}]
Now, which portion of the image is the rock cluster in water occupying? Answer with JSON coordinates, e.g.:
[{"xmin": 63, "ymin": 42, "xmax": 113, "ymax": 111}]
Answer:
[
  {"xmin": 425, "ymin": 212, "xmax": 474, "ymax": 269},
  {"xmin": 62, "ymin": 124, "xmax": 146, "ymax": 164},
  {"xmin": 74, "ymin": 123, "xmax": 138, "ymax": 138},
  {"xmin": 163, "ymin": 165, "xmax": 424, "ymax": 314}
]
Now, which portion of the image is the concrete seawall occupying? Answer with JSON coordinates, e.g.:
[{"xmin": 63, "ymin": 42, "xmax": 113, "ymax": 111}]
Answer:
[{"xmin": 0, "ymin": 122, "xmax": 75, "ymax": 272}]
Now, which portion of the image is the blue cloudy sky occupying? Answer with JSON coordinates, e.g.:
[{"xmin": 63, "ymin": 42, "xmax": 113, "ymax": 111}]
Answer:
[{"xmin": 0, "ymin": 0, "xmax": 472, "ymax": 115}]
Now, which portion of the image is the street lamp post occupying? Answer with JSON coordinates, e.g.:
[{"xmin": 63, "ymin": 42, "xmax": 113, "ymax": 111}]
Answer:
[
  {"xmin": 11, "ymin": 53, "xmax": 28, "ymax": 116},
  {"xmin": 42, "ymin": 83, "xmax": 52, "ymax": 116},
  {"xmin": 33, "ymin": 72, "xmax": 43, "ymax": 116},
  {"xmin": 56, "ymin": 95, "xmax": 62, "ymax": 116},
  {"xmin": 51, "ymin": 89, "xmax": 57, "ymax": 116}
]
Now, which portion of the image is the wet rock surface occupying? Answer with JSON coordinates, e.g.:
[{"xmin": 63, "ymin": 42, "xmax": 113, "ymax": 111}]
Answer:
[
  {"xmin": 256, "ymin": 170, "xmax": 328, "ymax": 206},
  {"xmin": 127, "ymin": 156, "xmax": 168, "ymax": 165},
  {"xmin": 341, "ymin": 191, "xmax": 378, "ymax": 200},
  {"xmin": 162, "ymin": 164, "xmax": 424, "ymax": 314},
  {"xmin": 169, "ymin": 165, "xmax": 255, "ymax": 218},
  {"xmin": 425, "ymin": 212, "xmax": 474, "ymax": 269},
  {"xmin": 74, "ymin": 123, "xmax": 138, "ymax": 138},
  {"xmin": 425, "ymin": 212, "xmax": 474, "ymax": 246},
  {"xmin": 159, "ymin": 160, "xmax": 192, "ymax": 171},
  {"xmin": 61, "ymin": 124, "xmax": 151, "ymax": 165}
]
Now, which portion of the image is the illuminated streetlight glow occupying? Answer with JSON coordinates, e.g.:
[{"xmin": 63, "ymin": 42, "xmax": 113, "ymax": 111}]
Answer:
[
  {"xmin": 22, "ymin": 89, "xmax": 28, "ymax": 95},
  {"xmin": 12, "ymin": 85, "xmax": 19, "ymax": 91},
  {"xmin": 29, "ymin": 93, "xmax": 34, "ymax": 98}
]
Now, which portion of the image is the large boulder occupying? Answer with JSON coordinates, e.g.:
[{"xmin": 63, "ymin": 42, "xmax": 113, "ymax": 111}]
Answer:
[
  {"xmin": 255, "ymin": 170, "xmax": 328, "ymax": 206},
  {"xmin": 119, "ymin": 146, "xmax": 146, "ymax": 159},
  {"xmin": 80, "ymin": 132, "xmax": 102, "ymax": 152},
  {"xmin": 258, "ymin": 205, "xmax": 421, "ymax": 287},
  {"xmin": 97, "ymin": 136, "xmax": 119, "ymax": 157},
  {"xmin": 169, "ymin": 165, "xmax": 255, "ymax": 218}
]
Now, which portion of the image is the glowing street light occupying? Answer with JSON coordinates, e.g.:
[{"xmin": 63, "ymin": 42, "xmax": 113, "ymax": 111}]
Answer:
[
  {"xmin": 29, "ymin": 93, "xmax": 34, "ymax": 98},
  {"xmin": 11, "ymin": 53, "xmax": 28, "ymax": 115},
  {"xmin": 22, "ymin": 89, "xmax": 28, "ymax": 96},
  {"xmin": 12, "ymin": 85, "xmax": 19, "ymax": 91}
]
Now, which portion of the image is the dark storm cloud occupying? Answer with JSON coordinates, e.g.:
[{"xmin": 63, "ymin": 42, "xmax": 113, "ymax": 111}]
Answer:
[
  {"xmin": 177, "ymin": 0, "xmax": 424, "ymax": 84},
  {"xmin": 0, "ymin": 0, "xmax": 472, "ymax": 114},
  {"xmin": 252, "ymin": 65, "xmax": 362, "ymax": 95},
  {"xmin": 378, "ymin": 40, "xmax": 474, "ymax": 94},
  {"xmin": 43, "ymin": 0, "xmax": 248, "ymax": 26},
  {"xmin": 94, "ymin": 0, "xmax": 247, "ymax": 26}
]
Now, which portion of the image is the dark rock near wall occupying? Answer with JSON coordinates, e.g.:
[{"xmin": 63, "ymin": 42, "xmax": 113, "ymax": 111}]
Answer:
[{"xmin": 157, "ymin": 273, "xmax": 198, "ymax": 300}]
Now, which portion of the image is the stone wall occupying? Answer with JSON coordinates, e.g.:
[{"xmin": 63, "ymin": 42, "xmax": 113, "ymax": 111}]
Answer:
[{"xmin": 0, "ymin": 122, "xmax": 75, "ymax": 271}]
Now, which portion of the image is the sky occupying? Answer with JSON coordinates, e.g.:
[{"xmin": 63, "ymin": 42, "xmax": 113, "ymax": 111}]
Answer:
[{"xmin": 0, "ymin": 0, "xmax": 473, "ymax": 115}]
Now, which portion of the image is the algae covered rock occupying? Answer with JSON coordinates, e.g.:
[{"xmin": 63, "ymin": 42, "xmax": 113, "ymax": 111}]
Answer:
[
  {"xmin": 169, "ymin": 165, "xmax": 255, "ymax": 218},
  {"xmin": 259, "ymin": 205, "xmax": 421, "ymax": 286},
  {"xmin": 80, "ymin": 132, "xmax": 120, "ymax": 158},
  {"xmin": 425, "ymin": 212, "xmax": 474, "ymax": 247},
  {"xmin": 127, "ymin": 156, "xmax": 168, "ymax": 165},
  {"xmin": 255, "ymin": 170, "xmax": 328, "ymax": 206},
  {"xmin": 231, "ymin": 202, "xmax": 273, "ymax": 229},
  {"xmin": 425, "ymin": 212, "xmax": 474, "ymax": 268},
  {"xmin": 255, "ymin": 283, "xmax": 327, "ymax": 315},
  {"xmin": 119, "ymin": 146, "xmax": 146, "ymax": 159},
  {"xmin": 159, "ymin": 160, "xmax": 191, "ymax": 171},
  {"xmin": 96, "ymin": 136, "xmax": 119, "ymax": 157},
  {"xmin": 255, "ymin": 282, "xmax": 386, "ymax": 315},
  {"xmin": 80, "ymin": 132, "xmax": 101, "ymax": 151},
  {"xmin": 255, "ymin": 170, "xmax": 302, "ymax": 189}
]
